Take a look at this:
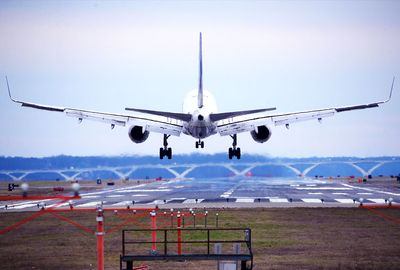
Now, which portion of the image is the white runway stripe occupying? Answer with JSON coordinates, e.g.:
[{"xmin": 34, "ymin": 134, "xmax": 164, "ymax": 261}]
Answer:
[
  {"xmin": 367, "ymin": 198, "xmax": 386, "ymax": 204},
  {"xmin": 117, "ymin": 189, "xmax": 171, "ymax": 193},
  {"xmin": 148, "ymin": 200, "xmax": 168, "ymax": 205},
  {"xmin": 106, "ymin": 195, "xmax": 124, "ymax": 198},
  {"xmin": 235, "ymin": 198, "xmax": 254, "ymax": 203},
  {"xmin": 297, "ymin": 187, "xmax": 352, "ymax": 190},
  {"xmin": 335, "ymin": 199, "xmax": 355, "ymax": 204},
  {"xmin": 13, "ymin": 203, "xmax": 38, "ymax": 209},
  {"xmin": 76, "ymin": 201, "xmax": 104, "ymax": 207},
  {"xmin": 269, "ymin": 198, "xmax": 289, "ymax": 203},
  {"xmin": 111, "ymin": 201, "xmax": 132, "ymax": 206},
  {"xmin": 46, "ymin": 202, "xmax": 70, "ymax": 208},
  {"xmin": 183, "ymin": 199, "xmax": 204, "ymax": 204},
  {"xmin": 301, "ymin": 198, "xmax": 322, "ymax": 203}
]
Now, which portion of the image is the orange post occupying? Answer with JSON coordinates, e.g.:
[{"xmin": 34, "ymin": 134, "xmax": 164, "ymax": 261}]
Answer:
[
  {"xmin": 96, "ymin": 207, "xmax": 105, "ymax": 270},
  {"xmin": 177, "ymin": 212, "xmax": 182, "ymax": 255},
  {"xmin": 150, "ymin": 211, "xmax": 157, "ymax": 252}
]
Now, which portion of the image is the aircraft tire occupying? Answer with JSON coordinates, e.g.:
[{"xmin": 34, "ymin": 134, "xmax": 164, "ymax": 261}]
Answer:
[
  {"xmin": 167, "ymin": 148, "xmax": 172, "ymax": 159},
  {"xmin": 236, "ymin": 148, "xmax": 241, "ymax": 159}
]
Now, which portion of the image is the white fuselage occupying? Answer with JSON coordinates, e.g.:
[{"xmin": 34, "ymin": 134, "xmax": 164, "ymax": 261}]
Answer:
[{"xmin": 182, "ymin": 89, "xmax": 218, "ymax": 139}]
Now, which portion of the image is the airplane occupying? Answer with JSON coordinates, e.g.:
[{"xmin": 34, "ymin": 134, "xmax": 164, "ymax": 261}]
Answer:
[{"xmin": 6, "ymin": 33, "xmax": 395, "ymax": 160}]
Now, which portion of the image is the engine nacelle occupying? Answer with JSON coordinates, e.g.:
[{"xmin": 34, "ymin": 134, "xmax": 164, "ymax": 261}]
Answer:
[
  {"xmin": 250, "ymin": 125, "xmax": 271, "ymax": 143},
  {"xmin": 128, "ymin": 126, "xmax": 150, "ymax": 143}
]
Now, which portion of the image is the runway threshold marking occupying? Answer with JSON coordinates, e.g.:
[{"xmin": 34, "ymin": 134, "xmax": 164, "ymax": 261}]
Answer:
[
  {"xmin": 367, "ymin": 199, "xmax": 387, "ymax": 204},
  {"xmin": 335, "ymin": 199, "xmax": 355, "ymax": 204},
  {"xmin": 301, "ymin": 198, "xmax": 322, "ymax": 203},
  {"xmin": 269, "ymin": 198, "xmax": 289, "ymax": 203},
  {"xmin": 235, "ymin": 198, "xmax": 254, "ymax": 203}
]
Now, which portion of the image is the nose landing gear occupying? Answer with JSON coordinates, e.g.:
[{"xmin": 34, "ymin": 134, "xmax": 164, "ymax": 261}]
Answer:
[
  {"xmin": 195, "ymin": 139, "xmax": 204, "ymax": 149},
  {"xmin": 228, "ymin": 134, "xmax": 241, "ymax": 159},
  {"xmin": 159, "ymin": 134, "xmax": 172, "ymax": 159}
]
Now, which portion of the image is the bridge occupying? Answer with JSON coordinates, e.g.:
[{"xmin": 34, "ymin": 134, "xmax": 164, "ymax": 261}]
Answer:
[{"xmin": 1, "ymin": 159, "xmax": 399, "ymax": 181}]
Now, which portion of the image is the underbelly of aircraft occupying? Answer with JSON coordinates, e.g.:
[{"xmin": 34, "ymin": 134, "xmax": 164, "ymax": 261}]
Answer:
[{"xmin": 183, "ymin": 122, "xmax": 217, "ymax": 139}]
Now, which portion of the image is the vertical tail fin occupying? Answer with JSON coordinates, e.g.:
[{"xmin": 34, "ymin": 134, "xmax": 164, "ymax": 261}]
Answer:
[{"xmin": 198, "ymin": 32, "xmax": 203, "ymax": 108}]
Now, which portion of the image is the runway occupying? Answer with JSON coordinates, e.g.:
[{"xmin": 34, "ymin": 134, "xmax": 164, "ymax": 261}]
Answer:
[{"xmin": 1, "ymin": 177, "xmax": 399, "ymax": 211}]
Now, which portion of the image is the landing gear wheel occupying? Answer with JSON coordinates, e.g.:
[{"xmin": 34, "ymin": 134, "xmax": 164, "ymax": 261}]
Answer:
[
  {"xmin": 196, "ymin": 140, "xmax": 205, "ymax": 149},
  {"xmin": 236, "ymin": 147, "xmax": 241, "ymax": 159},
  {"xmin": 228, "ymin": 134, "xmax": 241, "ymax": 159},
  {"xmin": 160, "ymin": 134, "xmax": 172, "ymax": 159}
]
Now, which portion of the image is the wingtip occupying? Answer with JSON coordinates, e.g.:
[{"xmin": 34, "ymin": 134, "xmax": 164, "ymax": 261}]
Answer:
[
  {"xmin": 387, "ymin": 76, "xmax": 395, "ymax": 102},
  {"xmin": 5, "ymin": 76, "xmax": 19, "ymax": 103},
  {"xmin": 5, "ymin": 76, "xmax": 13, "ymax": 101}
]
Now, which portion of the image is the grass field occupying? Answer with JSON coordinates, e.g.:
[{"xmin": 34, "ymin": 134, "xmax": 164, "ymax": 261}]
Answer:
[{"xmin": 0, "ymin": 207, "xmax": 399, "ymax": 270}]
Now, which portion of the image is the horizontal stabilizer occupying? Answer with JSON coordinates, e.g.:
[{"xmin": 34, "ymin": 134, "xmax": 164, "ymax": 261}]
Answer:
[
  {"xmin": 210, "ymin": 108, "xmax": 276, "ymax": 122},
  {"xmin": 125, "ymin": 108, "xmax": 192, "ymax": 122}
]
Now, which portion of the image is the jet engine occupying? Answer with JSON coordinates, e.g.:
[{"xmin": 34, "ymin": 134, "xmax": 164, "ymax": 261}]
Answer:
[
  {"xmin": 128, "ymin": 126, "xmax": 150, "ymax": 143},
  {"xmin": 250, "ymin": 125, "xmax": 271, "ymax": 143}
]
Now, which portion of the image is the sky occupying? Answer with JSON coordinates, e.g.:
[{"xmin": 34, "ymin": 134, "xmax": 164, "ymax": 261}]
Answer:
[{"xmin": 0, "ymin": 0, "xmax": 399, "ymax": 158}]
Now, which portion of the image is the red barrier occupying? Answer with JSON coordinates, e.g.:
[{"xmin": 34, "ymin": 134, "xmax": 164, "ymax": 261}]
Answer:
[
  {"xmin": 0, "ymin": 195, "xmax": 158, "ymax": 270},
  {"xmin": 0, "ymin": 198, "xmax": 70, "ymax": 235},
  {"xmin": 360, "ymin": 204, "xmax": 400, "ymax": 225},
  {"xmin": 96, "ymin": 208, "xmax": 105, "ymax": 270},
  {"xmin": 359, "ymin": 204, "xmax": 400, "ymax": 209},
  {"xmin": 0, "ymin": 210, "xmax": 46, "ymax": 235},
  {"xmin": 48, "ymin": 211, "xmax": 94, "ymax": 234},
  {"xmin": 177, "ymin": 213, "xmax": 182, "ymax": 255}
]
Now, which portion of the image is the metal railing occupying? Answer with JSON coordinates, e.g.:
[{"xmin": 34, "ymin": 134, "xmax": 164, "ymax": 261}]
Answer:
[{"xmin": 121, "ymin": 227, "xmax": 253, "ymax": 270}]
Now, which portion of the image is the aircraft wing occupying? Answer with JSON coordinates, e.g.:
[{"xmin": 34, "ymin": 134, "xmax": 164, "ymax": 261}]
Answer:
[
  {"xmin": 6, "ymin": 78, "xmax": 183, "ymax": 137},
  {"xmin": 217, "ymin": 78, "xmax": 395, "ymax": 136}
]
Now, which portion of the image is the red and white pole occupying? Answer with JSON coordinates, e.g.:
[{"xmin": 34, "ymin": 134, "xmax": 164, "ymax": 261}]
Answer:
[
  {"xmin": 96, "ymin": 207, "xmax": 105, "ymax": 270},
  {"xmin": 177, "ymin": 212, "xmax": 182, "ymax": 255},
  {"xmin": 150, "ymin": 211, "xmax": 157, "ymax": 252}
]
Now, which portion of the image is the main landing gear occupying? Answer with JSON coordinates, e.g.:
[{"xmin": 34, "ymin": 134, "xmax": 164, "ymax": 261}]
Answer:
[
  {"xmin": 159, "ymin": 134, "xmax": 172, "ymax": 159},
  {"xmin": 228, "ymin": 134, "xmax": 241, "ymax": 159},
  {"xmin": 195, "ymin": 139, "xmax": 204, "ymax": 149}
]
